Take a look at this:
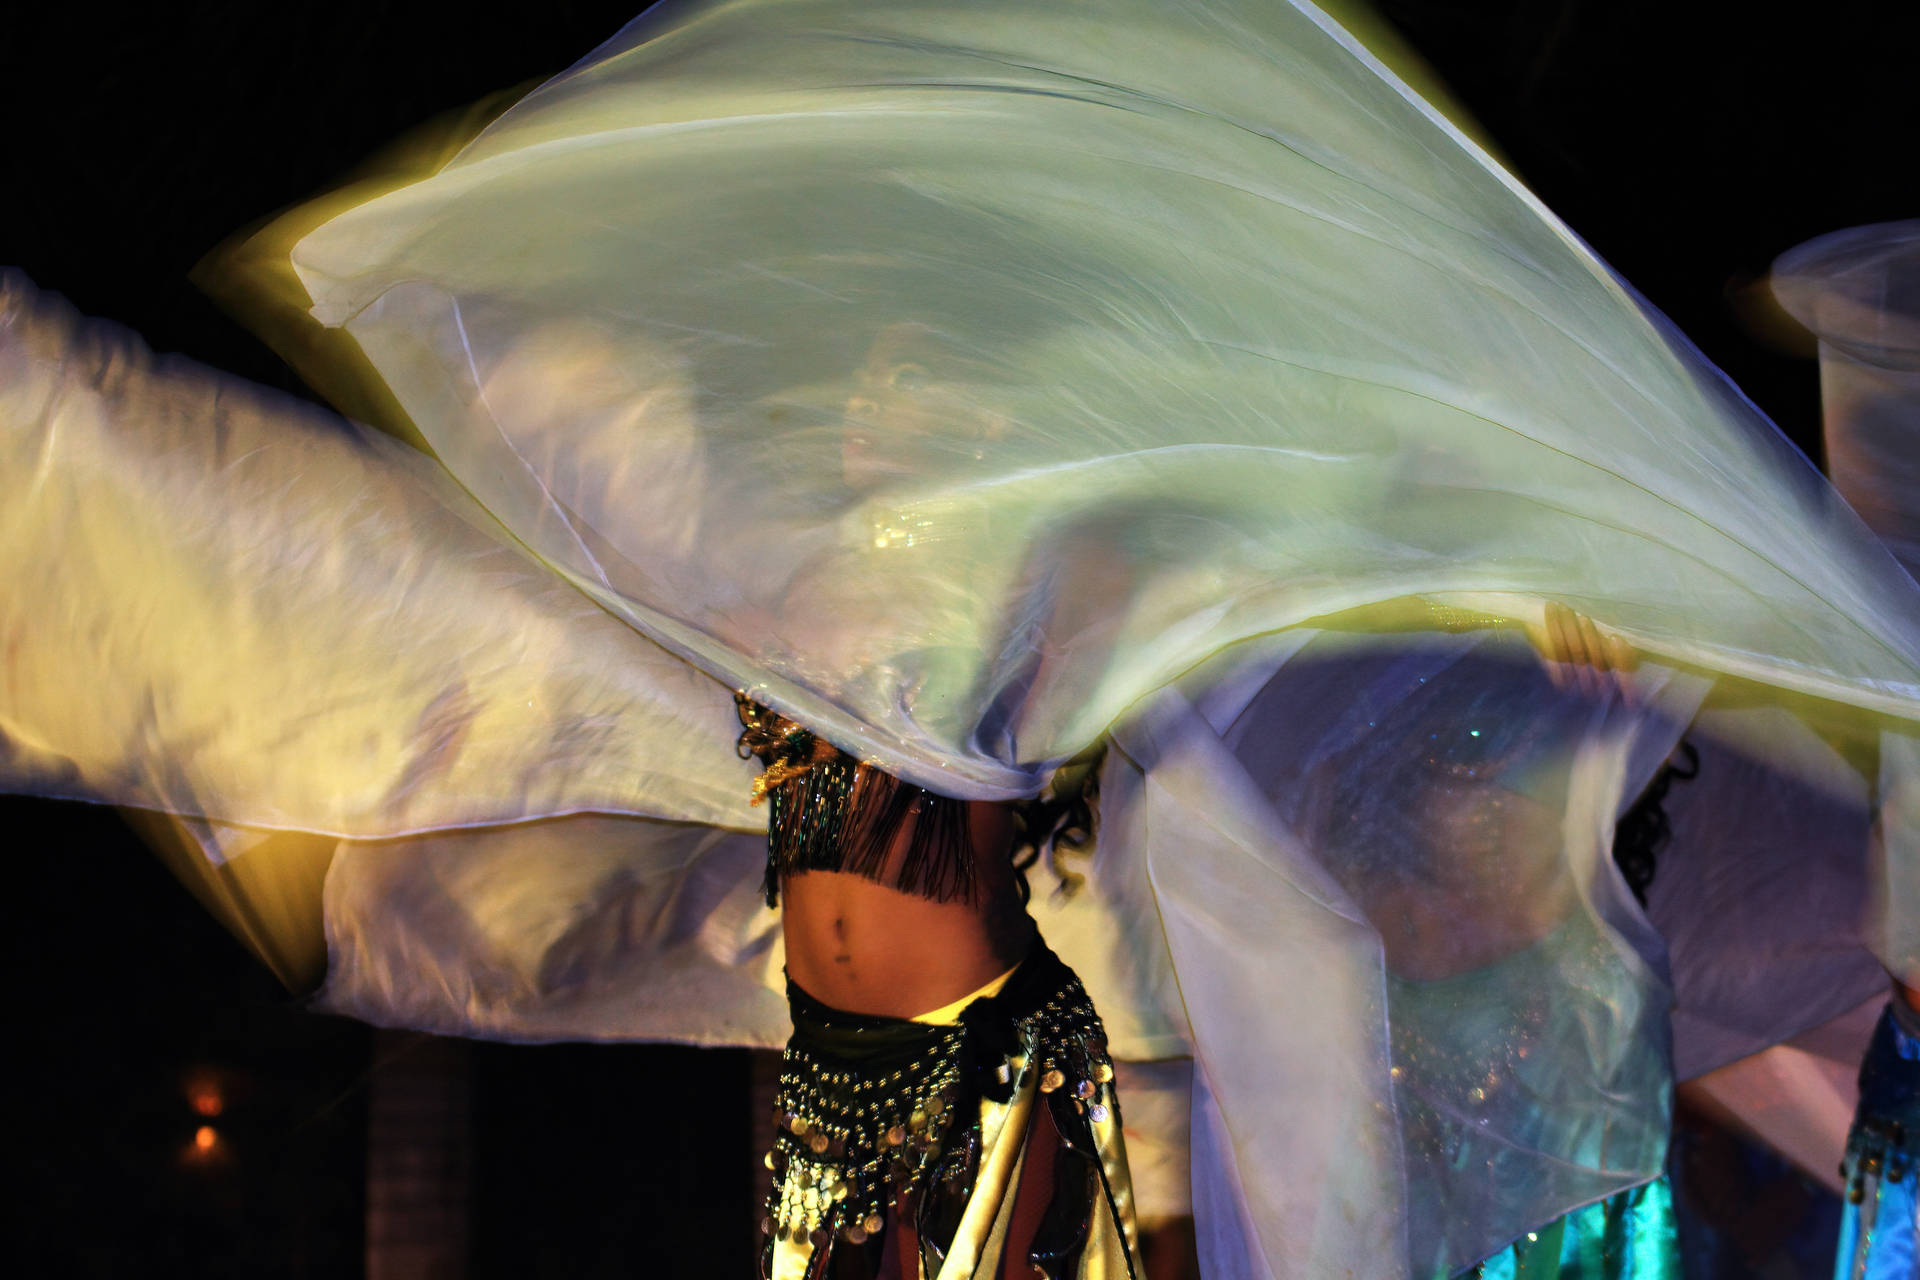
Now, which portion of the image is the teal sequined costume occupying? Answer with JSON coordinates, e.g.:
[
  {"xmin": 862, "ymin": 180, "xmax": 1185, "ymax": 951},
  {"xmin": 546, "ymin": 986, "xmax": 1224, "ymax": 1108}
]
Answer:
[{"xmin": 1466, "ymin": 1180, "xmax": 1679, "ymax": 1280}]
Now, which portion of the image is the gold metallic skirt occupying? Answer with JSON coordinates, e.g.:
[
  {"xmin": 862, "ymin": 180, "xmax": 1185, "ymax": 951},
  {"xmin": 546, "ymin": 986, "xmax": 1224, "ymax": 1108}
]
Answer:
[{"xmin": 763, "ymin": 940, "xmax": 1138, "ymax": 1279}]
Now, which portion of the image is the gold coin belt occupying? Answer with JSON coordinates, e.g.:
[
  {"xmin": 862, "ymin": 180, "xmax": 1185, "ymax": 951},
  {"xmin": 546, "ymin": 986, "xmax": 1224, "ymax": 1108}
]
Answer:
[{"xmin": 763, "ymin": 972, "xmax": 1115, "ymax": 1252}]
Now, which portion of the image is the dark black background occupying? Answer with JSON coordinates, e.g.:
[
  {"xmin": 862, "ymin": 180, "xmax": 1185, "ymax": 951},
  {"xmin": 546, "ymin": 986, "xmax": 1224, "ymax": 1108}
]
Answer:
[{"xmin": 2, "ymin": 2, "xmax": 1913, "ymax": 1275}]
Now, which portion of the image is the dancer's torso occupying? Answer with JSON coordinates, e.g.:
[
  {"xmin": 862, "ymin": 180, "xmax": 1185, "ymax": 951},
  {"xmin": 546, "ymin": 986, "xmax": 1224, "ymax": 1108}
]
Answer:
[{"xmin": 781, "ymin": 799, "xmax": 1034, "ymax": 1018}]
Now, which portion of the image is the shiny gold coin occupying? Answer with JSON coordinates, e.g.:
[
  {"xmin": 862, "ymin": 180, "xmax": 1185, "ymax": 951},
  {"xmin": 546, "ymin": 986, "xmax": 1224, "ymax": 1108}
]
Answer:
[{"xmin": 1040, "ymin": 1069, "xmax": 1066, "ymax": 1093}]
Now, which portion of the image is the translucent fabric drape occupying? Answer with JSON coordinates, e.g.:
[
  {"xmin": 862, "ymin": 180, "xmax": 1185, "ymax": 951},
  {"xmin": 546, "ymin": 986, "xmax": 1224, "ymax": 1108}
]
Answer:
[
  {"xmin": 271, "ymin": 0, "xmax": 1920, "ymax": 796},
  {"xmin": 8, "ymin": 1, "xmax": 1920, "ymax": 1277}
]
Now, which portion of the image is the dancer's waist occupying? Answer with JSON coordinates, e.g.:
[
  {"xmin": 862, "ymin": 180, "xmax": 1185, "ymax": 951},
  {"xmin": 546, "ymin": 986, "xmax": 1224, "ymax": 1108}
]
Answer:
[{"xmin": 785, "ymin": 935, "xmax": 1073, "ymax": 1069}]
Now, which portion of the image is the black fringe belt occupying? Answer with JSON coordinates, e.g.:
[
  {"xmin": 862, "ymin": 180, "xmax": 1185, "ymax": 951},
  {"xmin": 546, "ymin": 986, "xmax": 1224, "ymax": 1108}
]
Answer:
[{"xmin": 736, "ymin": 693, "xmax": 978, "ymax": 907}]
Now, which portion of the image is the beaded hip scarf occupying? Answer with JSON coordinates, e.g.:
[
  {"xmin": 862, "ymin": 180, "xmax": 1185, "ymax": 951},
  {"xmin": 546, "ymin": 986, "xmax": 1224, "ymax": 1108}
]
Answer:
[{"xmin": 763, "ymin": 942, "xmax": 1119, "ymax": 1270}]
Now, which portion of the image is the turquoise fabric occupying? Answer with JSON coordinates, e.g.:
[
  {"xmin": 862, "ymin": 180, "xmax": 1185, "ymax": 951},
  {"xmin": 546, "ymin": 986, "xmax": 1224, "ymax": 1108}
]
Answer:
[
  {"xmin": 1833, "ymin": 1006, "xmax": 1920, "ymax": 1280},
  {"xmin": 1834, "ymin": 1174, "xmax": 1918, "ymax": 1280},
  {"xmin": 1464, "ymin": 1178, "xmax": 1680, "ymax": 1280}
]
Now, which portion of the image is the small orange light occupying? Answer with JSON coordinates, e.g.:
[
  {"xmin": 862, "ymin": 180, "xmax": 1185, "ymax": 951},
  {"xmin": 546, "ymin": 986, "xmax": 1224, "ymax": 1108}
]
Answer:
[
  {"xmin": 194, "ymin": 1126, "xmax": 217, "ymax": 1152},
  {"xmin": 184, "ymin": 1068, "xmax": 227, "ymax": 1118}
]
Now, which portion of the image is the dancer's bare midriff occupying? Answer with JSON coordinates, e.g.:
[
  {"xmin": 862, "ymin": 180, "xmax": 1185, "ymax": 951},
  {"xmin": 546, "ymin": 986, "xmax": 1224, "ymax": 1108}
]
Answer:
[{"xmin": 781, "ymin": 800, "xmax": 1035, "ymax": 1019}]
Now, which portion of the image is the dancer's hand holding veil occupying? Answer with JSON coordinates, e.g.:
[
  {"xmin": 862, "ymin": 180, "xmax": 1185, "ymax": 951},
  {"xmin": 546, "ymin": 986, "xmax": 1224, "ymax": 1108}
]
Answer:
[{"xmin": 1530, "ymin": 601, "xmax": 1641, "ymax": 706}]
